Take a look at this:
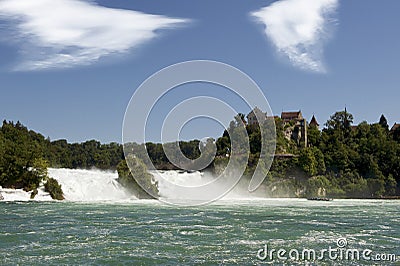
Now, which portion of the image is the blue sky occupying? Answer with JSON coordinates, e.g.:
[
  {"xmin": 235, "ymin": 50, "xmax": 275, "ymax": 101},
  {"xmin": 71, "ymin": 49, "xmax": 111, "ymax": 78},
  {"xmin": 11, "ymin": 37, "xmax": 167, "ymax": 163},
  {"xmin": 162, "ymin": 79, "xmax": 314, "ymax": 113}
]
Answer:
[{"xmin": 0, "ymin": 0, "xmax": 399, "ymax": 143}]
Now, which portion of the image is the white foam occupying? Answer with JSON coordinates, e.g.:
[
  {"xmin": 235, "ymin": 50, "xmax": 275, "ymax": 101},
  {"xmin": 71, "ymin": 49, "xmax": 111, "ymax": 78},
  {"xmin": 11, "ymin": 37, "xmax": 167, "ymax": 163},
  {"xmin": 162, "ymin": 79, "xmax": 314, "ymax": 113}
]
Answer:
[
  {"xmin": 0, "ymin": 169, "xmax": 265, "ymax": 203},
  {"xmin": 0, "ymin": 168, "xmax": 136, "ymax": 202},
  {"xmin": 152, "ymin": 170, "xmax": 265, "ymax": 201},
  {"xmin": 0, "ymin": 184, "xmax": 52, "ymax": 201},
  {"xmin": 48, "ymin": 168, "xmax": 134, "ymax": 202}
]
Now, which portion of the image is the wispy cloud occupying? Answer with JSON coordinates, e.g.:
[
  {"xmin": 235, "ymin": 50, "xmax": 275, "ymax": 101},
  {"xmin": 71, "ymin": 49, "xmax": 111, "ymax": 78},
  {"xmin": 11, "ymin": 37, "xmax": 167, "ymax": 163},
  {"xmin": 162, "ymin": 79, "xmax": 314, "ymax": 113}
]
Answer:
[
  {"xmin": 251, "ymin": 0, "xmax": 338, "ymax": 73},
  {"xmin": 0, "ymin": 0, "xmax": 188, "ymax": 71}
]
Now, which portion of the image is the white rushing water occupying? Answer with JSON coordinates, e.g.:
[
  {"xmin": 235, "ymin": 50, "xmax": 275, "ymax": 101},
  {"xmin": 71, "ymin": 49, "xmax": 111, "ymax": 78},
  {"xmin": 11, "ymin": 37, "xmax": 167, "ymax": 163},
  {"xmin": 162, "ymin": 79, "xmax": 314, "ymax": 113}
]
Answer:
[
  {"xmin": 48, "ymin": 168, "xmax": 133, "ymax": 201},
  {"xmin": 0, "ymin": 168, "xmax": 133, "ymax": 202},
  {"xmin": 0, "ymin": 184, "xmax": 52, "ymax": 201},
  {"xmin": 0, "ymin": 168, "xmax": 265, "ymax": 202},
  {"xmin": 152, "ymin": 170, "xmax": 266, "ymax": 201}
]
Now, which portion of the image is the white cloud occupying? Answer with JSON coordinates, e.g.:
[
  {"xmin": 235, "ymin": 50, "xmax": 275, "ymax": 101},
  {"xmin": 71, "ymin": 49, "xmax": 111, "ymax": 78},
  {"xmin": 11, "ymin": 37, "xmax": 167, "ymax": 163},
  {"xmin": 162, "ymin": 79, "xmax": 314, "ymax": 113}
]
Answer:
[
  {"xmin": 0, "ymin": 0, "xmax": 188, "ymax": 70},
  {"xmin": 251, "ymin": 0, "xmax": 338, "ymax": 73}
]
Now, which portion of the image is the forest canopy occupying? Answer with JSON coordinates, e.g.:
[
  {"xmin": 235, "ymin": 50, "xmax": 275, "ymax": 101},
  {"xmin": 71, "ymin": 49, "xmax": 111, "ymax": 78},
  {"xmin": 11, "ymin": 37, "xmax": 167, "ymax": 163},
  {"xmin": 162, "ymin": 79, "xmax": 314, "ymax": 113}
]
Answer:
[{"xmin": 1, "ymin": 109, "xmax": 400, "ymax": 199}]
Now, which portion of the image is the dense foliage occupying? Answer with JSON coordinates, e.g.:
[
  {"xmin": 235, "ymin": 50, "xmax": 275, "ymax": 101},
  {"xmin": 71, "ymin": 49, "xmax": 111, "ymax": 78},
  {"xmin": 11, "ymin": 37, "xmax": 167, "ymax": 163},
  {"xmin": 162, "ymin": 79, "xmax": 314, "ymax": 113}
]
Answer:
[
  {"xmin": 46, "ymin": 139, "xmax": 124, "ymax": 169},
  {"xmin": 313, "ymin": 112, "xmax": 400, "ymax": 198},
  {"xmin": 209, "ymin": 111, "xmax": 400, "ymax": 198},
  {"xmin": 0, "ymin": 121, "xmax": 48, "ymax": 191},
  {"xmin": 2, "ymin": 109, "xmax": 400, "ymax": 199},
  {"xmin": 269, "ymin": 111, "xmax": 400, "ymax": 198},
  {"xmin": 0, "ymin": 121, "xmax": 65, "ymax": 200}
]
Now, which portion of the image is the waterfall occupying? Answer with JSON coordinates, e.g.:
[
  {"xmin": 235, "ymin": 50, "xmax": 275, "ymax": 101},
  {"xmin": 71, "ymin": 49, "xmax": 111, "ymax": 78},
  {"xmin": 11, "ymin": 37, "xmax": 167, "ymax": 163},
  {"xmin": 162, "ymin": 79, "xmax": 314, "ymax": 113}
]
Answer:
[
  {"xmin": 152, "ymin": 170, "xmax": 265, "ymax": 201},
  {"xmin": 0, "ymin": 168, "xmax": 264, "ymax": 202},
  {"xmin": 48, "ymin": 168, "xmax": 133, "ymax": 202}
]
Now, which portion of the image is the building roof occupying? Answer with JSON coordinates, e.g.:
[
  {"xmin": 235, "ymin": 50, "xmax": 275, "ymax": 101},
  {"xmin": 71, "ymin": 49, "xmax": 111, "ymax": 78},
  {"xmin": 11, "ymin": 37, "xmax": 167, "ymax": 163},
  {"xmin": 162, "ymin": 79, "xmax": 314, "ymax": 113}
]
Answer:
[
  {"xmin": 309, "ymin": 115, "xmax": 319, "ymax": 127},
  {"xmin": 391, "ymin": 123, "xmax": 400, "ymax": 132},
  {"xmin": 281, "ymin": 111, "xmax": 302, "ymax": 120}
]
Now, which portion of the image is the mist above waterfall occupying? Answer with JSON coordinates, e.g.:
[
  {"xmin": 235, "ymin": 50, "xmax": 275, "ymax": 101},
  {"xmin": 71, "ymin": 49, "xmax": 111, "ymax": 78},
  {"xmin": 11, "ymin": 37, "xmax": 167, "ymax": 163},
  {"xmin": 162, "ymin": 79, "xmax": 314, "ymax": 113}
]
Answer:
[{"xmin": 152, "ymin": 170, "xmax": 266, "ymax": 202}]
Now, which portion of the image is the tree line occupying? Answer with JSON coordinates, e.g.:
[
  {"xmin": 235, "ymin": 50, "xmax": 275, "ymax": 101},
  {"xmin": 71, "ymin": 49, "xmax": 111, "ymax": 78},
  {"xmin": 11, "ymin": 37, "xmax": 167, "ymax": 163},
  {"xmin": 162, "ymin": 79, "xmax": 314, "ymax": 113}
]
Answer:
[
  {"xmin": 232, "ymin": 111, "xmax": 400, "ymax": 198},
  {"xmin": 1, "ymin": 109, "xmax": 400, "ymax": 199},
  {"xmin": 0, "ymin": 121, "xmax": 63, "ymax": 199}
]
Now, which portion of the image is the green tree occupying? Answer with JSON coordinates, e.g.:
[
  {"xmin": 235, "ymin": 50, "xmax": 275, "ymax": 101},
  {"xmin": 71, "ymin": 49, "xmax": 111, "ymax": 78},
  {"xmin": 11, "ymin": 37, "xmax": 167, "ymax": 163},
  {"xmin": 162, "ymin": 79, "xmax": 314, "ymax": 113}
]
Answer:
[
  {"xmin": 307, "ymin": 125, "xmax": 320, "ymax": 147},
  {"xmin": 325, "ymin": 109, "xmax": 353, "ymax": 136},
  {"xmin": 296, "ymin": 147, "xmax": 326, "ymax": 176},
  {"xmin": 0, "ymin": 121, "xmax": 48, "ymax": 191}
]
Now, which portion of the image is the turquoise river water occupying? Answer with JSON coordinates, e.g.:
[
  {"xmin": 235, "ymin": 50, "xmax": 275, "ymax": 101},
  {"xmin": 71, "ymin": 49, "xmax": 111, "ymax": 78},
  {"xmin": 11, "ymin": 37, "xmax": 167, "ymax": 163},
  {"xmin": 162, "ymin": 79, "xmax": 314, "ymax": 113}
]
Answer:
[{"xmin": 1, "ymin": 199, "xmax": 399, "ymax": 265}]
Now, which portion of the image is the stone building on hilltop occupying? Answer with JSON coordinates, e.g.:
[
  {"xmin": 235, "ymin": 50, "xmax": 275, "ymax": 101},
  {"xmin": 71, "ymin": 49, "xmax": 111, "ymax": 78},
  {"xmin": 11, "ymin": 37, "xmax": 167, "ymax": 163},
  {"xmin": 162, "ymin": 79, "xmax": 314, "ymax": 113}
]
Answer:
[
  {"xmin": 390, "ymin": 123, "xmax": 400, "ymax": 132},
  {"xmin": 281, "ymin": 111, "xmax": 303, "ymax": 123},
  {"xmin": 281, "ymin": 111, "xmax": 307, "ymax": 147},
  {"xmin": 246, "ymin": 108, "xmax": 322, "ymax": 149}
]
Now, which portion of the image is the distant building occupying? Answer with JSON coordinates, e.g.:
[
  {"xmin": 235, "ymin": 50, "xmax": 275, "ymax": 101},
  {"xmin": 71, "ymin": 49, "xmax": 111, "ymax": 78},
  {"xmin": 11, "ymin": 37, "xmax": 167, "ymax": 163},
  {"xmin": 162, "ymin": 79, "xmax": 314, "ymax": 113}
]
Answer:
[
  {"xmin": 281, "ymin": 111, "xmax": 303, "ymax": 123},
  {"xmin": 391, "ymin": 123, "xmax": 400, "ymax": 132},
  {"xmin": 281, "ymin": 110, "xmax": 307, "ymax": 147},
  {"xmin": 246, "ymin": 108, "xmax": 324, "ymax": 148},
  {"xmin": 309, "ymin": 115, "xmax": 319, "ymax": 128},
  {"xmin": 246, "ymin": 107, "xmax": 267, "ymax": 125}
]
